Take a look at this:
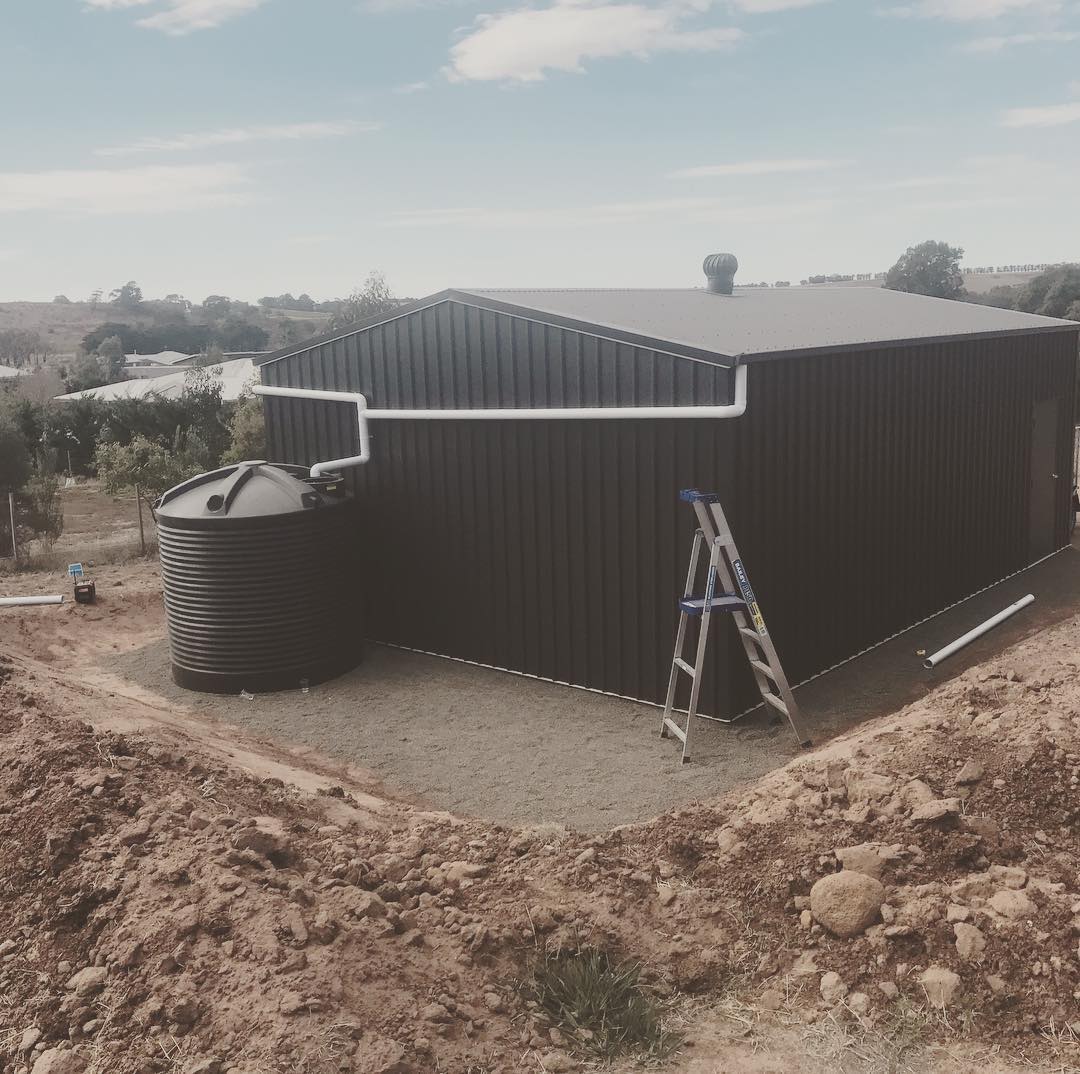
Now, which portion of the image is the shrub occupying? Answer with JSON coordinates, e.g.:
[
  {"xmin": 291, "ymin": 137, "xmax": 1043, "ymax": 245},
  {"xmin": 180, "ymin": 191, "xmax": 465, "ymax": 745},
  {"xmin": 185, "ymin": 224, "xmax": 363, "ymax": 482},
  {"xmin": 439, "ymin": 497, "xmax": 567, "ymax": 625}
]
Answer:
[{"xmin": 523, "ymin": 948, "xmax": 681, "ymax": 1061}]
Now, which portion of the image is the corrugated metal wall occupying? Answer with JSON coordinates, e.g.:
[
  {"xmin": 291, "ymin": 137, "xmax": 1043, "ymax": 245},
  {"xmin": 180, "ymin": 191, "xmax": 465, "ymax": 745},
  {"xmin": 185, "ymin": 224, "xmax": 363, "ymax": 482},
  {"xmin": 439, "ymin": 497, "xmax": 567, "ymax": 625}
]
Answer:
[{"xmin": 262, "ymin": 300, "xmax": 1077, "ymax": 719}]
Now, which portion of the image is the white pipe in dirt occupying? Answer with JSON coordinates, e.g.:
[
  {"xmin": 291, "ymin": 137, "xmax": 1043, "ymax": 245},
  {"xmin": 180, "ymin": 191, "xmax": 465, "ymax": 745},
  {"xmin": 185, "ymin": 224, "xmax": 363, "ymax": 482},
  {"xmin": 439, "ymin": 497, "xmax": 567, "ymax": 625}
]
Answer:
[
  {"xmin": 0, "ymin": 595, "xmax": 65, "ymax": 607},
  {"xmin": 922, "ymin": 593, "xmax": 1035, "ymax": 669},
  {"xmin": 256, "ymin": 365, "xmax": 747, "ymax": 471}
]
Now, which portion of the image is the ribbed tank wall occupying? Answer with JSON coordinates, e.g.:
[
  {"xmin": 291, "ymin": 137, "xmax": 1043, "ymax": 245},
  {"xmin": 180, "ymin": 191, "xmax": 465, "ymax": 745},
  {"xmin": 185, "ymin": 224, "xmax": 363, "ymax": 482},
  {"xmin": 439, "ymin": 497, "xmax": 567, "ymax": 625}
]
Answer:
[{"xmin": 158, "ymin": 503, "xmax": 360, "ymax": 693}]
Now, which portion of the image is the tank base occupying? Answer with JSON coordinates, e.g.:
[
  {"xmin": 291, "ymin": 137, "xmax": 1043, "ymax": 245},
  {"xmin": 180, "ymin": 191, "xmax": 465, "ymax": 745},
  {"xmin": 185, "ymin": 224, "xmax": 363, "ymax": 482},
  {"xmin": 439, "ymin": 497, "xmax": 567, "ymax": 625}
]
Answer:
[{"xmin": 171, "ymin": 645, "xmax": 364, "ymax": 695}]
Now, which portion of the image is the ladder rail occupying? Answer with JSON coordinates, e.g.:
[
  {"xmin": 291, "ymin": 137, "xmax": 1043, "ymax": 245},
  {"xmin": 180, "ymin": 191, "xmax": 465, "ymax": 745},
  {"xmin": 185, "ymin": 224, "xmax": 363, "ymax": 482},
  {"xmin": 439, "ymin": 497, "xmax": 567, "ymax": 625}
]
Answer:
[{"xmin": 660, "ymin": 489, "xmax": 812, "ymax": 762}]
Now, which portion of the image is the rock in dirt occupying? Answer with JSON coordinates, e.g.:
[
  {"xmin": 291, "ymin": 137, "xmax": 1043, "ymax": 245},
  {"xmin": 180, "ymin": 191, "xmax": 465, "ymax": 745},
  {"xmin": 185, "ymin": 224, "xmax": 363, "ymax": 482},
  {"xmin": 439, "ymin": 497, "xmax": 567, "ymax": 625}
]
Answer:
[
  {"xmin": 354, "ymin": 1035, "xmax": 410, "ymax": 1074},
  {"xmin": 232, "ymin": 817, "xmax": 290, "ymax": 860},
  {"xmin": 66, "ymin": 966, "xmax": 107, "ymax": 997},
  {"xmin": 910, "ymin": 798, "xmax": 961, "ymax": 823},
  {"xmin": 919, "ymin": 966, "xmax": 961, "ymax": 1007},
  {"xmin": 810, "ymin": 871, "xmax": 886, "ymax": 938},
  {"xmin": 117, "ymin": 818, "xmax": 151, "ymax": 846},
  {"xmin": 32, "ymin": 1049, "xmax": 86, "ymax": 1074},
  {"xmin": 819, "ymin": 971, "xmax": 848, "ymax": 1005},
  {"xmin": 956, "ymin": 759, "xmax": 985, "ymax": 784},
  {"xmin": 954, "ymin": 922, "xmax": 986, "ymax": 961},
  {"xmin": 834, "ymin": 842, "xmax": 897, "ymax": 880},
  {"xmin": 185, "ymin": 1061, "xmax": 222, "ymax": 1074},
  {"xmin": 988, "ymin": 889, "xmax": 1036, "ymax": 921}
]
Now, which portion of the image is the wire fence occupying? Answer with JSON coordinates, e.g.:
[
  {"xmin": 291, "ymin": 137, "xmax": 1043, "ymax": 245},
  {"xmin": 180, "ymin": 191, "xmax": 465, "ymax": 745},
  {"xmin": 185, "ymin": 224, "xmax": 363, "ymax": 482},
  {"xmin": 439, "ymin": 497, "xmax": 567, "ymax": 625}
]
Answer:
[{"xmin": 1, "ymin": 485, "xmax": 156, "ymax": 572}]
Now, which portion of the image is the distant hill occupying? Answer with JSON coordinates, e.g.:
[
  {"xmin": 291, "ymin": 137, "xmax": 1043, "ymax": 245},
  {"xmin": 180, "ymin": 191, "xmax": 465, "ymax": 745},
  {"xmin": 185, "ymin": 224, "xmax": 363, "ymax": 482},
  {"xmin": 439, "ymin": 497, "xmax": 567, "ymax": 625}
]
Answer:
[
  {"xmin": 799, "ymin": 271, "xmax": 1045, "ymax": 294},
  {"xmin": 0, "ymin": 300, "xmax": 331, "ymax": 358}
]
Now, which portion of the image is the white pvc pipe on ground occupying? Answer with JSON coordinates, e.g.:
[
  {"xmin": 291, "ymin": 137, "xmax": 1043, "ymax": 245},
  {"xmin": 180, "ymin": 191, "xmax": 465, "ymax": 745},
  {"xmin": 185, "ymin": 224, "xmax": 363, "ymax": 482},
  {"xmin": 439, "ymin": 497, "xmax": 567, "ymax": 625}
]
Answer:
[
  {"xmin": 922, "ymin": 594, "xmax": 1034, "ymax": 669},
  {"xmin": 0, "ymin": 595, "xmax": 65, "ymax": 607}
]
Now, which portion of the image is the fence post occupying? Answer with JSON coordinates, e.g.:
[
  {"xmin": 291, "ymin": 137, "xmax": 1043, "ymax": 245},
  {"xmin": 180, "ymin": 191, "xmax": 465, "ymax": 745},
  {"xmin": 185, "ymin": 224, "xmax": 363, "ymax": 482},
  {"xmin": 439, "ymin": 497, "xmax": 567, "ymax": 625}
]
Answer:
[
  {"xmin": 135, "ymin": 484, "xmax": 146, "ymax": 556},
  {"xmin": 7, "ymin": 492, "xmax": 16, "ymax": 561}
]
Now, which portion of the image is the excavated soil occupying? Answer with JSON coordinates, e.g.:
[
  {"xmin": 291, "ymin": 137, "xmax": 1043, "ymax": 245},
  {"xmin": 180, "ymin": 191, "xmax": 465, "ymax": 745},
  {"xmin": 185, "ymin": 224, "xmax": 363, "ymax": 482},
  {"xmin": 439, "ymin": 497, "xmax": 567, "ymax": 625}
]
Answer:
[{"xmin": 3, "ymin": 566, "xmax": 1080, "ymax": 1072}]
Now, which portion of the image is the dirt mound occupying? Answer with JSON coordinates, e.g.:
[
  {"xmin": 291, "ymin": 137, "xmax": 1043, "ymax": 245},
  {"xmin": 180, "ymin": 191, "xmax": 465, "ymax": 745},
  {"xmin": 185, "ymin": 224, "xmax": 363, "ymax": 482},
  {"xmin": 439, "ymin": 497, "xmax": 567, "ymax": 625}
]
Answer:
[
  {"xmin": 0, "ymin": 681, "xmax": 566, "ymax": 1074},
  {"xmin": 4, "ymin": 613, "xmax": 1080, "ymax": 1072}
]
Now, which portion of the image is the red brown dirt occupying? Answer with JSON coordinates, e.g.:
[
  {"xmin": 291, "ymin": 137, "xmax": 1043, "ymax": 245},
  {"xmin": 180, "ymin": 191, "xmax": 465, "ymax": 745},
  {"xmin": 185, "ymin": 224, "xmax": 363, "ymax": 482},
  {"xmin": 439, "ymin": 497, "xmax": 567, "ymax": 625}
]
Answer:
[{"xmin": 3, "ymin": 565, "xmax": 1080, "ymax": 1072}]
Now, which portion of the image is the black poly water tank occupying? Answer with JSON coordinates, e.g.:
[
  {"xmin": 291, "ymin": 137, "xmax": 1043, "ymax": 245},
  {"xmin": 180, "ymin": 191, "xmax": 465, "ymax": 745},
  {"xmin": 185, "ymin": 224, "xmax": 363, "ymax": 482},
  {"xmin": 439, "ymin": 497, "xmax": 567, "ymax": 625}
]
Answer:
[{"xmin": 155, "ymin": 462, "xmax": 362, "ymax": 693}]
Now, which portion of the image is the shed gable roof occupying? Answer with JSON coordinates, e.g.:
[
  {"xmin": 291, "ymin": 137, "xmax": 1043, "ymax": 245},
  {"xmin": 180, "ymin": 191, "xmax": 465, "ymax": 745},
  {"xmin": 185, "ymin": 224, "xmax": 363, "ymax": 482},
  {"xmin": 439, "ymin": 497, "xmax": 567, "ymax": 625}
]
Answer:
[
  {"xmin": 257, "ymin": 285, "xmax": 1077, "ymax": 369},
  {"xmin": 460, "ymin": 286, "xmax": 1076, "ymax": 362}
]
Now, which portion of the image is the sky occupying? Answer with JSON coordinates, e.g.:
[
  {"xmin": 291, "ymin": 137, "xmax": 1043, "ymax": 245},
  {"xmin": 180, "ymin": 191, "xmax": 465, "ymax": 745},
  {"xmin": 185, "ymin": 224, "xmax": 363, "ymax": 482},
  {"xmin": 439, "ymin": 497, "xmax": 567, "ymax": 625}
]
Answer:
[{"xmin": 1, "ymin": 0, "xmax": 1078, "ymax": 302}]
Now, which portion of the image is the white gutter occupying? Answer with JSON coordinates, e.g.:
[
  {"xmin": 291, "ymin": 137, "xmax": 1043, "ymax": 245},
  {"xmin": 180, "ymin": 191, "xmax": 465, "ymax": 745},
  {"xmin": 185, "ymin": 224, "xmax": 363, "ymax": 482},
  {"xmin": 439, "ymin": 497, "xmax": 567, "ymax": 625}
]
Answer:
[
  {"xmin": 922, "ymin": 593, "xmax": 1034, "ymax": 669},
  {"xmin": 254, "ymin": 365, "xmax": 746, "ymax": 474}
]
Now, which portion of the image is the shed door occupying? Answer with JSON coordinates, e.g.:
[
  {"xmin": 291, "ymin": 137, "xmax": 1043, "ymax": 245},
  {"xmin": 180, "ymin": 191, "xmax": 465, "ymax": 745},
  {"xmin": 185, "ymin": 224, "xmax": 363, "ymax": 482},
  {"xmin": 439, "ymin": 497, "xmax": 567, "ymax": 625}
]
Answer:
[{"xmin": 1029, "ymin": 397, "xmax": 1060, "ymax": 561}]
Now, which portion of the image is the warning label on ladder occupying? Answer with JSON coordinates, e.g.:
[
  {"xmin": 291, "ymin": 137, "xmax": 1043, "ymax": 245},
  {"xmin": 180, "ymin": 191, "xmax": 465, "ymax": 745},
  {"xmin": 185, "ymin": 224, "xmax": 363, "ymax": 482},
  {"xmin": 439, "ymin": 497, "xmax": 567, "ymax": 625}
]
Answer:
[{"xmin": 733, "ymin": 559, "xmax": 767, "ymax": 636}]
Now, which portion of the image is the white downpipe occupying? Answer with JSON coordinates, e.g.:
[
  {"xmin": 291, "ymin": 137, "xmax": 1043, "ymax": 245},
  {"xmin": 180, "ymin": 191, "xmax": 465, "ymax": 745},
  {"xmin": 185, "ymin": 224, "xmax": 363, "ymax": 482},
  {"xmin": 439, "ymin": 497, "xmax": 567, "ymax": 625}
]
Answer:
[
  {"xmin": 255, "ymin": 366, "xmax": 747, "ymax": 473},
  {"xmin": 0, "ymin": 595, "xmax": 64, "ymax": 607},
  {"xmin": 922, "ymin": 593, "xmax": 1035, "ymax": 669},
  {"xmin": 253, "ymin": 386, "xmax": 371, "ymax": 477}
]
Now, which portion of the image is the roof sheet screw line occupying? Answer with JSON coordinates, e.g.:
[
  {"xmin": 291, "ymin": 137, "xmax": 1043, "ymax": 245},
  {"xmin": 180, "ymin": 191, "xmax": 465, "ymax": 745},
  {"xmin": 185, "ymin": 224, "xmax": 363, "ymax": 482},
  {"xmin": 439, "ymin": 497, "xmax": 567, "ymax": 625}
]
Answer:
[{"xmin": 255, "ymin": 367, "xmax": 748, "ymax": 471}]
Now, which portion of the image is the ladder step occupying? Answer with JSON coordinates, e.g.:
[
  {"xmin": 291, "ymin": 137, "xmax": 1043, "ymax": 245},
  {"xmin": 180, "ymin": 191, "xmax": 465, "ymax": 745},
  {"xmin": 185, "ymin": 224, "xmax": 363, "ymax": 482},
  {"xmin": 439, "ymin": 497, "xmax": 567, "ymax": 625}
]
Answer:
[
  {"xmin": 749, "ymin": 658, "xmax": 777, "ymax": 681},
  {"xmin": 662, "ymin": 717, "xmax": 687, "ymax": 743},
  {"xmin": 673, "ymin": 657, "xmax": 696, "ymax": 678},
  {"xmin": 679, "ymin": 594, "xmax": 746, "ymax": 616},
  {"xmin": 739, "ymin": 626, "xmax": 764, "ymax": 643},
  {"xmin": 761, "ymin": 692, "xmax": 789, "ymax": 716}
]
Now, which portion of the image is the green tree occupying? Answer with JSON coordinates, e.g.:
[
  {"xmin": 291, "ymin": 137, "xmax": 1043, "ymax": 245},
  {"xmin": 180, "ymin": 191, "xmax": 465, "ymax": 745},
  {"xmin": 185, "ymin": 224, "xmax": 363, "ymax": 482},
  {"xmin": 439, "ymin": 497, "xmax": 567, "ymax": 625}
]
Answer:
[
  {"xmin": 1015, "ymin": 264, "xmax": 1080, "ymax": 318},
  {"xmin": 96, "ymin": 335, "xmax": 127, "ymax": 381},
  {"xmin": 16, "ymin": 475, "xmax": 63, "ymax": 546},
  {"xmin": 63, "ymin": 354, "xmax": 111, "ymax": 394},
  {"xmin": 110, "ymin": 280, "xmax": 143, "ymax": 309},
  {"xmin": 53, "ymin": 294, "xmax": 71, "ymax": 304},
  {"xmin": 0, "ymin": 329, "xmax": 43, "ymax": 367},
  {"xmin": 95, "ymin": 435, "xmax": 203, "ymax": 504},
  {"xmin": 202, "ymin": 295, "xmax": 233, "ymax": 319},
  {"xmin": 0, "ymin": 413, "xmax": 32, "ymax": 493},
  {"xmin": 328, "ymin": 271, "xmax": 398, "ymax": 331},
  {"xmin": 221, "ymin": 393, "xmax": 266, "ymax": 465},
  {"xmin": 885, "ymin": 241, "xmax": 965, "ymax": 300}
]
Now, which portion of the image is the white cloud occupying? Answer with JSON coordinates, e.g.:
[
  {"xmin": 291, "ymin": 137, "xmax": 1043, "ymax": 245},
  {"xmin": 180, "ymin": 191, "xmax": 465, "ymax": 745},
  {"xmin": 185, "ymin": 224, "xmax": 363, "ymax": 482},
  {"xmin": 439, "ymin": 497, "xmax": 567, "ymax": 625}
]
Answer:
[
  {"xmin": 82, "ymin": 0, "xmax": 266, "ymax": 34},
  {"xmin": 393, "ymin": 81, "xmax": 431, "ymax": 93},
  {"xmin": 668, "ymin": 157, "xmax": 849, "ymax": 178},
  {"xmin": 961, "ymin": 29, "xmax": 1079, "ymax": 50},
  {"xmin": 730, "ymin": 0, "xmax": 827, "ymax": 9},
  {"xmin": 0, "ymin": 163, "xmax": 252, "ymax": 214},
  {"xmin": 444, "ymin": 0, "xmax": 743, "ymax": 82},
  {"xmin": 1001, "ymin": 99, "xmax": 1080, "ymax": 126},
  {"xmin": 385, "ymin": 195, "xmax": 835, "ymax": 228},
  {"xmin": 95, "ymin": 120, "xmax": 378, "ymax": 157},
  {"xmin": 874, "ymin": 174, "xmax": 966, "ymax": 189},
  {"xmin": 885, "ymin": 0, "xmax": 1061, "ymax": 18}
]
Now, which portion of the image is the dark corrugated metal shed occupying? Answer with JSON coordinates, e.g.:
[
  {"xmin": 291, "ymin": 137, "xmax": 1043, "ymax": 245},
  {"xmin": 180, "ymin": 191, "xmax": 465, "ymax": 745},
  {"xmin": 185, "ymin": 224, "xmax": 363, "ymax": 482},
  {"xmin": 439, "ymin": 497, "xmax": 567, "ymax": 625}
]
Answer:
[{"xmin": 259, "ymin": 276, "xmax": 1079, "ymax": 723}]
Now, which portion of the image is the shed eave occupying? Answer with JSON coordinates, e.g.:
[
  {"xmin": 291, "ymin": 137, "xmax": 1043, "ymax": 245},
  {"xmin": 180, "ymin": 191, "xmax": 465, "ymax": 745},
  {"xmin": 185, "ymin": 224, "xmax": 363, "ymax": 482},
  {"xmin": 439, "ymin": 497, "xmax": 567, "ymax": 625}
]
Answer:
[{"xmin": 736, "ymin": 322, "xmax": 1080, "ymax": 364}]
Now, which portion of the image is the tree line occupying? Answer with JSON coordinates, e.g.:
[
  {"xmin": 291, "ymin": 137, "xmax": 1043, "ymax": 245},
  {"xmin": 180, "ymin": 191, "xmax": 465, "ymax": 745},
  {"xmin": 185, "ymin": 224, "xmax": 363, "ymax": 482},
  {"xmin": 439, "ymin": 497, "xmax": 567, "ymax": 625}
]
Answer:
[
  {"xmin": 0, "ymin": 368, "xmax": 265, "ymax": 557},
  {"xmin": 883, "ymin": 240, "xmax": 1080, "ymax": 319}
]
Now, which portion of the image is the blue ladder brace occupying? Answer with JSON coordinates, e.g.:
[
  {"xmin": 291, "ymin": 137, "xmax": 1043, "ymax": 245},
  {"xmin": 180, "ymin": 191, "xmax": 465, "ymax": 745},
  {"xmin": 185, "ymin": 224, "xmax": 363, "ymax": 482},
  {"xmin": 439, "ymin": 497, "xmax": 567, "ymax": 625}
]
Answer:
[{"xmin": 660, "ymin": 489, "xmax": 812, "ymax": 762}]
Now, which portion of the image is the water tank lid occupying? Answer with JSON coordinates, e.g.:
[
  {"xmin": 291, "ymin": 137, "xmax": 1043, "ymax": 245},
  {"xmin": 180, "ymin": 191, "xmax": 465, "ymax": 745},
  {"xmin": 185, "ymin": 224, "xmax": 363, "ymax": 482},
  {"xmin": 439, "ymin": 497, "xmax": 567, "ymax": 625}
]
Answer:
[{"xmin": 154, "ymin": 462, "xmax": 343, "ymax": 526}]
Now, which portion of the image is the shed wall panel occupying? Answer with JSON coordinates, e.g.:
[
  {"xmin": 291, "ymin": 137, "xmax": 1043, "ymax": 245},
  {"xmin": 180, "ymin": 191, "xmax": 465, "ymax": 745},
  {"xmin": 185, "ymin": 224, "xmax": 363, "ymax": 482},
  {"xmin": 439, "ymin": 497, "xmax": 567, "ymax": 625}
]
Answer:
[{"xmin": 263, "ymin": 301, "xmax": 1076, "ymax": 719}]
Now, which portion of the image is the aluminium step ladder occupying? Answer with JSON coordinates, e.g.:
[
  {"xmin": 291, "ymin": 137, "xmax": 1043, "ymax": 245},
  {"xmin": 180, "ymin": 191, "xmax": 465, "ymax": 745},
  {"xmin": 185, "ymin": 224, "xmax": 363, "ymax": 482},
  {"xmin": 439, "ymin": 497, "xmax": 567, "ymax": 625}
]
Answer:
[{"xmin": 660, "ymin": 489, "xmax": 812, "ymax": 762}]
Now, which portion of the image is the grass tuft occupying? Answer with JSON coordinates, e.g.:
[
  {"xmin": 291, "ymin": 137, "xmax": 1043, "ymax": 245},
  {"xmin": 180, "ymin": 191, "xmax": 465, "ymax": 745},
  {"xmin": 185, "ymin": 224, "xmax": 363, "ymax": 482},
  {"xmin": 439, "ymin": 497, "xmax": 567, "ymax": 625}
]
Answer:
[{"xmin": 524, "ymin": 947, "xmax": 682, "ymax": 1062}]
